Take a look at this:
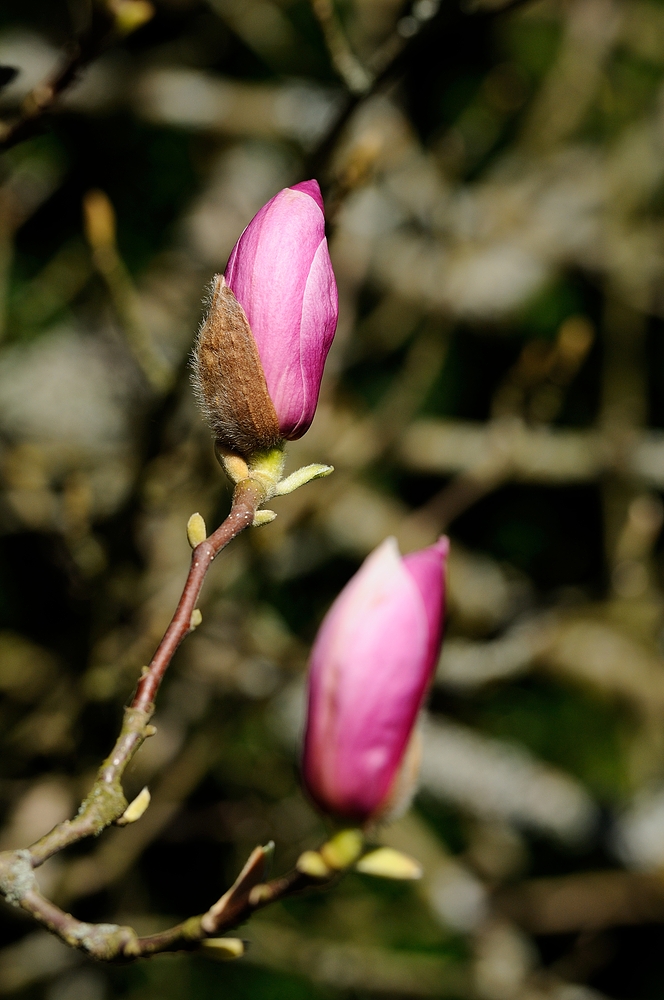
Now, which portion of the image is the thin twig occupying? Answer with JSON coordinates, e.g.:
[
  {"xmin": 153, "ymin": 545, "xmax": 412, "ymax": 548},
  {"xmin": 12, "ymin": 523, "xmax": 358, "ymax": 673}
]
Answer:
[
  {"xmin": 0, "ymin": 1, "xmax": 153, "ymax": 153},
  {"xmin": 0, "ymin": 10, "xmax": 111, "ymax": 150},
  {"xmin": 133, "ymin": 476, "xmax": 265, "ymax": 712},
  {"xmin": 0, "ymin": 843, "xmax": 325, "ymax": 961},
  {"xmin": 28, "ymin": 476, "xmax": 264, "ymax": 865},
  {"xmin": 307, "ymin": 0, "xmax": 440, "ymax": 181},
  {"xmin": 310, "ymin": 0, "xmax": 373, "ymax": 94},
  {"xmin": 0, "ymin": 475, "xmax": 275, "ymax": 959},
  {"xmin": 461, "ymin": 0, "xmax": 538, "ymax": 15},
  {"xmin": 84, "ymin": 189, "xmax": 172, "ymax": 392},
  {"xmin": 308, "ymin": 0, "xmax": 538, "ymax": 182}
]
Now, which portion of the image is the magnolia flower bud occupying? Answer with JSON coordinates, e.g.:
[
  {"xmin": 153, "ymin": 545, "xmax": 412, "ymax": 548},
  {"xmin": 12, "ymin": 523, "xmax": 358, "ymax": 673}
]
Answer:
[
  {"xmin": 302, "ymin": 536, "xmax": 449, "ymax": 824},
  {"xmin": 192, "ymin": 180, "xmax": 338, "ymax": 457}
]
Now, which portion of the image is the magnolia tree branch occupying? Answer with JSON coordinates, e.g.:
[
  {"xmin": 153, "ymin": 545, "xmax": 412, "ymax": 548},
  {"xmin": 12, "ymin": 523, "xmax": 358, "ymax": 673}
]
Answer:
[
  {"xmin": 310, "ymin": 0, "xmax": 373, "ymax": 94},
  {"xmin": 0, "ymin": 475, "xmax": 334, "ymax": 961},
  {"xmin": 0, "ymin": 1, "xmax": 153, "ymax": 152},
  {"xmin": 0, "ymin": 842, "xmax": 329, "ymax": 962},
  {"xmin": 132, "ymin": 476, "xmax": 265, "ymax": 712}
]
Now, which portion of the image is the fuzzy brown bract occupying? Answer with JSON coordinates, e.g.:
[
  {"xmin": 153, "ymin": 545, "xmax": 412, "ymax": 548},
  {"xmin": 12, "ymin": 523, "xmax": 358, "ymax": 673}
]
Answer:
[{"xmin": 191, "ymin": 275, "xmax": 282, "ymax": 456}]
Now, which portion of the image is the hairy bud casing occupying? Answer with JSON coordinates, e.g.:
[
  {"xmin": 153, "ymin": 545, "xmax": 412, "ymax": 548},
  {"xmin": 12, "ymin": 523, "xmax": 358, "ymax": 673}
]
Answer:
[{"xmin": 191, "ymin": 275, "xmax": 282, "ymax": 456}]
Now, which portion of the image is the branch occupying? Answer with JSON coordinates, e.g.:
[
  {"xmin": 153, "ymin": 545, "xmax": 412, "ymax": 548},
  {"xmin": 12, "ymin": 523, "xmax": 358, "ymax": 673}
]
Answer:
[
  {"xmin": 133, "ymin": 475, "xmax": 265, "ymax": 712},
  {"xmin": 308, "ymin": 0, "xmax": 539, "ymax": 182},
  {"xmin": 0, "ymin": 1, "xmax": 154, "ymax": 153},
  {"xmin": 83, "ymin": 189, "xmax": 172, "ymax": 393},
  {"xmin": 0, "ymin": 841, "xmax": 330, "ymax": 961},
  {"xmin": 310, "ymin": 0, "xmax": 373, "ymax": 94},
  {"xmin": 0, "ymin": 475, "xmax": 276, "ymax": 959}
]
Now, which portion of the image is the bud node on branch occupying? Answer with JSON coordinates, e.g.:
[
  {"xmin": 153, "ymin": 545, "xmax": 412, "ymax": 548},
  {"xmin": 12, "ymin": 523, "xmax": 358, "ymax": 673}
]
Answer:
[{"xmin": 0, "ymin": 850, "xmax": 36, "ymax": 907}]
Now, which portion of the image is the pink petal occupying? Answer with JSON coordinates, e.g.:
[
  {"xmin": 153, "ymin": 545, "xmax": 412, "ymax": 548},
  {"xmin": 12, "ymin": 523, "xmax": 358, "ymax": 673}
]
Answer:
[
  {"xmin": 290, "ymin": 179, "xmax": 325, "ymax": 212},
  {"xmin": 303, "ymin": 539, "xmax": 432, "ymax": 821},
  {"xmin": 280, "ymin": 238, "xmax": 337, "ymax": 438},
  {"xmin": 225, "ymin": 184, "xmax": 336, "ymax": 439},
  {"xmin": 402, "ymin": 536, "xmax": 449, "ymax": 675}
]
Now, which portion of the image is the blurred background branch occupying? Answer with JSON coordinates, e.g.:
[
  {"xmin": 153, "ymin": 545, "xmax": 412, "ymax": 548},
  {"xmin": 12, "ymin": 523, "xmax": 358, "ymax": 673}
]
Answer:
[
  {"xmin": 0, "ymin": 0, "xmax": 155, "ymax": 151},
  {"xmin": 2, "ymin": 0, "xmax": 664, "ymax": 997}
]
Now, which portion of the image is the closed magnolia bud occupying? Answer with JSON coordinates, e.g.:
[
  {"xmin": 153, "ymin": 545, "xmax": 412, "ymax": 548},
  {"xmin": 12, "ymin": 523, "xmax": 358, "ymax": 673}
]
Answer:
[
  {"xmin": 191, "ymin": 180, "xmax": 338, "ymax": 457},
  {"xmin": 302, "ymin": 536, "xmax": 449, "ymax": 824},
  {"xmin": 191, "ymin": 275, "xmax": 282, "ymax": 456}
]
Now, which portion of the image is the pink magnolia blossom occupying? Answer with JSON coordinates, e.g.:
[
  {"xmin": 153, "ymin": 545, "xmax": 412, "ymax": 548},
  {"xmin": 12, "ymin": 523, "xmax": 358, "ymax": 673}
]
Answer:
[
  {"xmin": 302, "ymin": 535, "xmax": 449, "ymax": 824},
  {"xmin": 225, "ymin": 179, "xmax": 338, "ymax": 441}
]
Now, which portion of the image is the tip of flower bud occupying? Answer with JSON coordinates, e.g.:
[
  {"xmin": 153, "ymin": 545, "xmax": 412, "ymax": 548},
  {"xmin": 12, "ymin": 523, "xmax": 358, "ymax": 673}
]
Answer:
[
  {"xmin": 355, "ymin": 847, "xmax": 422, "ymax": 880},
  {"xmin": 289, "ymin": 179, "xmax": 324, "ymax": 212},
  {"xmin": 187, "ymin": 512, "xmax": 207, "ymax": 548}
]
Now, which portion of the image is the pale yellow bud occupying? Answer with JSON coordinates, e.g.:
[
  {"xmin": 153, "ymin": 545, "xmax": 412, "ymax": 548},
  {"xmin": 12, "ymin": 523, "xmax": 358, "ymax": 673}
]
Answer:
[
  {"xmin": 187, "ymin": 512, "xmax": 207, "ymax": 548},
  {"xmin": 253, "ymin": 510, "xmax": 277, "ymax": 527},
  {"xmin": 83, "ymin": 190, "xmax": 116, "ymax": 249},
  {"xmin": 296, "ymin": 850, "xmax": 332, "ymax": 879},
  {"xmin": 273, "ymin": 463, "xmax": 333, "ymax": 496},
  {"xmin": 320, "ymin": 829, "xmax": 363, "ymax": 870},
  {"xmin": 214, "ymin": 444, "xmax": 250, "ymax": 484},
  {"xmin": 355, "ymin": 847, "xmax": 422, "ymax": 880},
  {"xmin": 190, "ymin": 609, "xmax": 203, "ymax": 629},
  {"xmin": 117, "ymin": 786, "xmax": 151, "ymax": 826},
  {"xmin": 113, "ymin": 0, "xmax": 155, "ymax": 35},
  {"xmin": 248, "ymin": 883, "xmax": 273, "ymax": 905},
  {"xmin": 200, "ymin": 938, "xmax": 245, "ymax": 959}
]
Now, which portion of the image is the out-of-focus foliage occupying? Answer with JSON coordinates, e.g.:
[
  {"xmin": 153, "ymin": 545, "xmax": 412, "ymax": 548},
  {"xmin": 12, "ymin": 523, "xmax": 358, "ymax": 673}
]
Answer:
[{"xmin": 3, "ymin": 0, "xmax": 664, "ymax": 996}]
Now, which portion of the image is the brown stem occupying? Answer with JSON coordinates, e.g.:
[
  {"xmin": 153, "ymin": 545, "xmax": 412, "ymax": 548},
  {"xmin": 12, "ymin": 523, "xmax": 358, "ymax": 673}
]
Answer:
[
  {"xmin": 0, "ymin": 839, "xmax": 330, "ymax": 961},
  {"xmin": 133, "ymin": 476, "xmax": 265, "ymax": 712},
  {"xmin": 15, "ymin": 478, "xmax": 265, "ymax": 868},
  {"xmin": 0, "ymin": 2, "xmax": 149, "ymax": 152},
  {"xmin": 0, "ymin": 475, "xmax": 275, "ymax": 958},
  {"xmin": 133, "ymin": 868, "xmax": 314, "ymax": 958},
  {"xmin": 310, "ymin": 0, "xmax": 373, "ymax": 95}
]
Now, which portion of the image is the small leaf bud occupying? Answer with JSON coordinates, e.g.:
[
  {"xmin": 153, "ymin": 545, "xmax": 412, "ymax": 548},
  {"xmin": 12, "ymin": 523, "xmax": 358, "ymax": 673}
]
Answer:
[
  {"xmin": 320, "ymin": 829, "xmax": 363, "ymax": 870},
  {"xmin": 117, "ymin": 786, "xmax": 151, "ymax": 826},
  {"xmin": 355, "ymin": 847, "xmax": 422, "ymax": 880},
  {"xmin": 83, "ymin": 190, "xmax": 116, "ymax": 249},
  {"xmin": 190, "ymin": 609, "xmax": 203, "ymax": 629},
  {"xmin": 273, "ymin": 464, "xmax": 333, "ymax": 496},
  {"xmin": 296, "ymin": 850, "xmax": 332, "ymax": 879},
  {"xmin": 214, "ymin": 444, "xmax": 249, "ymax": 484},
  {"xmin": 248, "ymin": 883, "xmax": 273, "ymax": 906},
  {"xmin": 253, "ymin": 510, "xmax": 277, "ymax": 527},
  {"xmin": 112, "ymin": 0, "xmax": 155, "ymax": 35},
  {"xmin": 187, "ymin": 513, "xmax": 207, "ymax": 548},
  {"xmin": 200, "ymin": 937, "xmax": 245, "ymax": 959}
]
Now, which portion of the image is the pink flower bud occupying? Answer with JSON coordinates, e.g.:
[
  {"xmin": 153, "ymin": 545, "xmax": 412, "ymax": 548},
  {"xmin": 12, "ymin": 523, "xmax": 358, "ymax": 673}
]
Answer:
[
  {"xmin": 225, "ymin": 179, "xmax": 338, "ymax": 441},
  {"xmin": 302, "ymin": 536, "xmax": 449, "ymax": 824}
]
